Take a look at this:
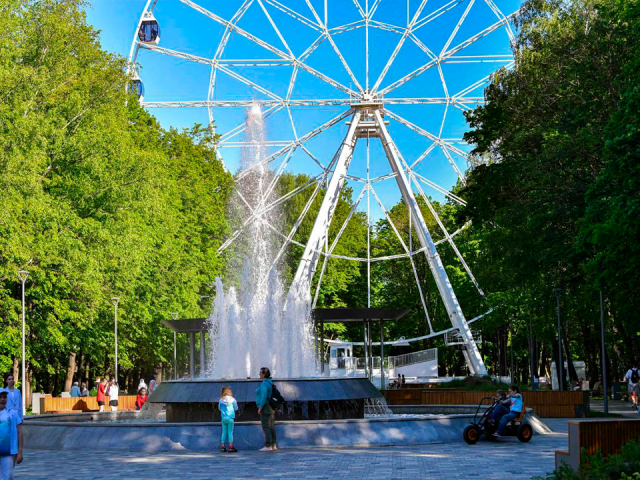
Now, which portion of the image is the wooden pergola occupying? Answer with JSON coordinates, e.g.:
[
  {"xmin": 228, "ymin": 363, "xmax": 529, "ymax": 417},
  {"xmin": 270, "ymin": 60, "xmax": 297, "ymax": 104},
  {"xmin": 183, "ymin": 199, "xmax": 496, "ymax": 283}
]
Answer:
[{"xmin": 312, "ymin": 308, "xmax": 410, "ymax": 388}]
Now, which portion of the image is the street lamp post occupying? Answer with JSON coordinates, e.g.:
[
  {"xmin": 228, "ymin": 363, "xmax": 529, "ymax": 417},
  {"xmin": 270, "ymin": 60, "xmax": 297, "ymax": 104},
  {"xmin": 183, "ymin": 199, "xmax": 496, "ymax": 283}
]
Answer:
[
  {"xmin": 171, "ymin": 312, "xmax": 178, "ymax": 380},
  {"xmin": 111, "ymin": 298, "xmax": 120, "ymax": 383},
  {"xmin": 599, "ymin": 291, "xmax": 608, "ymax": 414},
  {"xmin": 18, "ymin": 270, "xmax": 29, "ymax": 417},
  {"xmin": 554, "ymin": 288, "xmax": 564, "ymax": 391}
]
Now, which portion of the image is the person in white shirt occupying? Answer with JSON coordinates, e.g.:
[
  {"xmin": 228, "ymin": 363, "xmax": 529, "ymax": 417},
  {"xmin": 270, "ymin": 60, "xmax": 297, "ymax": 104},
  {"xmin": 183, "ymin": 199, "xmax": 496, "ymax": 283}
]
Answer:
[
  {"xmin": 624, "ymin": 361, "xmax": 640, "ymax": 409},
  {"xmin": 148, "ymin": 374, "xmax": 158, "ymax": 395},
  {"xmin": 137, "ymin": 379, "xmax": 147, "ymax": 392},
  {"xmin": 107, "ymin": 379, "xmax": 119, "ymax": 412},
  {"xmin": 3, "ymin": 376, "xmax": 22, "ymax": 423}
]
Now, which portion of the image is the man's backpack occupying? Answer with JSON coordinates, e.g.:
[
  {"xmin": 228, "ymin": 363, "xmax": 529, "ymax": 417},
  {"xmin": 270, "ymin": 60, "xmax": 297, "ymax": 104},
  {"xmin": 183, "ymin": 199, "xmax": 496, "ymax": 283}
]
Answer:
[
  {"xmin": 269, "ymin": 383, "xmax": 285, "ymax": 409},
  {"xmin": 631, "ymin": 368, "xmax": 640, "ymax": 383}
]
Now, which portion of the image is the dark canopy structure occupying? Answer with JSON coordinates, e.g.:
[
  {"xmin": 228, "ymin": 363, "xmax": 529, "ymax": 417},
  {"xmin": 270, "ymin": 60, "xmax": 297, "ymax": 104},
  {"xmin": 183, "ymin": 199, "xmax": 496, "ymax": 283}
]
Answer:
[
  {"xmin": 312, "ymin": 308, "xmax": 411, "ymax": 388},
  {"xmin": 161, "ymin": 318, "xmax": 208, "ymax": 378}
]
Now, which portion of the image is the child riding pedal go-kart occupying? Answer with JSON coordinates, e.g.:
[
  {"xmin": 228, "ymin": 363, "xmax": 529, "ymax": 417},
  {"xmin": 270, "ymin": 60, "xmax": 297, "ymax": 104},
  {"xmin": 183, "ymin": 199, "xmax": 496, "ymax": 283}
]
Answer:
[{"xmin": 463, "ymin": 388, "xmax": 533, "ymax": 444}]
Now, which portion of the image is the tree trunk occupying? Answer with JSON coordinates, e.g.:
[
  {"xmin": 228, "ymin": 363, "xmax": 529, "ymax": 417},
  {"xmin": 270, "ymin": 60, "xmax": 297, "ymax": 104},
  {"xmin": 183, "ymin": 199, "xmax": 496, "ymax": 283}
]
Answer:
[
  {"xmin": 12, "ymin": 357, "xmax": 19, "ymax": 385},
  {"xmin": 63, "ymin": 351, "xmax": 76, "ymax": 392},
  {"xmin": 77, "ymin": 351, "xmax": 84, "ymax": 384},
  {"xmin": 26, "ymin": 363, "xmax": 33, "ymax": 410}
]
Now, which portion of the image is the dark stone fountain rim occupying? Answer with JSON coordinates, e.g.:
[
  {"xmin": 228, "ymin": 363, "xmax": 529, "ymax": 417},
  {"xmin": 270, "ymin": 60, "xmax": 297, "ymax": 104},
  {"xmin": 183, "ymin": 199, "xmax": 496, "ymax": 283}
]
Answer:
[{"xmin": 148, "ymin": 377, "xmax": 383, "ymax": 404}]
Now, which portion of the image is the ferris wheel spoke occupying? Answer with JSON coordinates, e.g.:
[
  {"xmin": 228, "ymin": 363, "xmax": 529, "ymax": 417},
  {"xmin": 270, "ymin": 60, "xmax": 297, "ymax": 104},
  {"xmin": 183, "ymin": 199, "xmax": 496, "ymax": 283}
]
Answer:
[
  {"xmin": 350, "ymin": 0, "xmax": 366, "ymax": 19},
  {"xmin": 370, "ymin": 184, "xmax": 434, "ymax": 332},
  {"xmin": 440, "ymin": 0, "xmax": 476, "ymax": 57},
  {"xmin": 312, "ymin": 184, "xmax": 367, "ymax": 308},
  {"xmin": 219, "ymin": 65, "xmax": 284, "ymax": 100},
  {"xmin": 369, "ymin": 20, "xmax": 405, "ymax": 35},
  {"xmin": 413, "ymin": 0, "xmax": 468, "ymax": 32},
  {"xmin": 379, "ymin": 12, "xmax": 516, "ymax": 96},
  {"xmin": 371, "ymin": 0, "xmax": 428, "ymax": 92},
  {"xmin": 328, "ymin": 20, "xmax": 366, "ymax": 35},
  {"xmin": 412, "ymin": 172, "xmax": 467, "ymax": 206},
  {"xmin": 257, "ymin": 0, "xmax": 294, "ymax": 58},
  {"xmin": 236, "ymin": 109, "xmax": 353, "ymax": 181},
  {"xmin": 407, "ymin": 169, "xmax": 485, "ymax": 297},
  {"xmin": 369, "ymin": 0, "xmax": 383, "ymax": 20},
  {"xmin": 300, "ymin": 145, "xmax": 328, "ymax": 172},
  {"xmin": 408, "ymin": 143, "xmax": 437, "ymax": 170},
  {"xmin": 220, "ymin": 105, "xmax": 282, "ymax": 144},
  {"xmin": 262, "ymin": 0, "xmax": 323, "ymax": 32},
  {"xmin": 304, "ymin": 0, "xmax": 364, "ymax": 92},
  {"xmin": 180, "ymin": 0, "xmax": 356, "ymax": 96},
  {"xmin": 483, "ymin": 0, "xmax": 516, "ymax": 42}
]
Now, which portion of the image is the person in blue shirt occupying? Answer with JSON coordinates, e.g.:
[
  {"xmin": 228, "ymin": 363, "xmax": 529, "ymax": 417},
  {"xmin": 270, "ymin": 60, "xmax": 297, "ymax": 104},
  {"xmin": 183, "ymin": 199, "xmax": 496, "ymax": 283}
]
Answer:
[
  {"xmin": 218, "ymin": 386, "xmax": 238, "ymax": 453},
  {"xmin": 493, "ymin": 385, "xmax": 523, "ymax": 438},
  {"xmin": 70, "ymin": 381, "xmax": 81, "ymax": 398},
  {"xmin": 256, "ymin": 367, "xmax": 276, "ymax": 452},
  {"xmin": 0, "ymin": 387, "xmax": 24, "ymax": 479}
]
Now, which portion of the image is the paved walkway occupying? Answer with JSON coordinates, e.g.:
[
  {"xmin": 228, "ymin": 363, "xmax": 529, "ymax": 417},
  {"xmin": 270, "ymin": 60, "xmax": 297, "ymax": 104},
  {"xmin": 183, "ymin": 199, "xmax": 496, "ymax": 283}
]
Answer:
[
  {"xmin": 16, "ymin": 423, "xmax": 569, "ymax": 480},
  {"xmin": 591, "ymin": 399, "xmax": 640, "ymax": 418}
]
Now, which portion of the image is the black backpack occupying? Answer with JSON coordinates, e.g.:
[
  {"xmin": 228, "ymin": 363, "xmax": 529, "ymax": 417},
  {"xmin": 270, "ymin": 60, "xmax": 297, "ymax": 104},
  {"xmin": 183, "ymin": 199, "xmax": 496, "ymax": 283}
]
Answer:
[
  {"xmin": 631, "ymin": 368, "xmax": 640, "ymax": 383},
  {"xmin": 269, "ymin": 383, "xmax": 285, "ymax": 409}
]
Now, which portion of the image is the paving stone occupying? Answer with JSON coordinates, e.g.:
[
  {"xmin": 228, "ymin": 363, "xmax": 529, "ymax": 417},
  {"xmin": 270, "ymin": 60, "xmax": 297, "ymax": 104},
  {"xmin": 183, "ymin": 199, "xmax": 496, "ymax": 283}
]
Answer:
[{"xmin": 16, "ymin": 421, "xmax": 570, "ymax": 479}]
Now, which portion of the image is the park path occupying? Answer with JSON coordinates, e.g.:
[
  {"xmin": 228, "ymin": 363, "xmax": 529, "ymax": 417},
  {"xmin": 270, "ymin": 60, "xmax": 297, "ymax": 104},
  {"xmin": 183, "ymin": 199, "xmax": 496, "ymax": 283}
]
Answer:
[{"xmin": 17, "ymin": 422, "xmax": 569, "ymax": 480}]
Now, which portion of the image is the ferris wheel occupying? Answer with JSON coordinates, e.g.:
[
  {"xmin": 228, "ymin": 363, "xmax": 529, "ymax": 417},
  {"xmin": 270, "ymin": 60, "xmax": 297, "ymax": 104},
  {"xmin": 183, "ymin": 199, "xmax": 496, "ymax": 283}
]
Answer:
[{"xmin": 128, "ymin": 0, "xmax": 520, "ymax": 375}]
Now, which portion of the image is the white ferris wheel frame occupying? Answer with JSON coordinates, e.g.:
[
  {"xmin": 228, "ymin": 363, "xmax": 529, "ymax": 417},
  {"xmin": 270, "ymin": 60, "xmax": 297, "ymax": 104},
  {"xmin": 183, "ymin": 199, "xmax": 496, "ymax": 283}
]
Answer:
[{"xmin": 128, "ymin": 0, "xmax": 520, "ymax": 376}]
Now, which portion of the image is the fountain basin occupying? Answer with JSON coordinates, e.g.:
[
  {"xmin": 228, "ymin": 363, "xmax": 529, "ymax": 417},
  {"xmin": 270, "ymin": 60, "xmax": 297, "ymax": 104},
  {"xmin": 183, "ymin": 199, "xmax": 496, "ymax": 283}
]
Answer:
[{"xmin": 149, "ymin": 378, "xmax": 383, "ymax": 422}]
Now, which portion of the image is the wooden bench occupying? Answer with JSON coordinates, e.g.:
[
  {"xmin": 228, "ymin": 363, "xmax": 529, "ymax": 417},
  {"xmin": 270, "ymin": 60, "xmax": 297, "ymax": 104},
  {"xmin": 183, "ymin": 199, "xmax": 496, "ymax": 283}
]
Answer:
[{"xmin": 555, "ymin": 419, "xmax": 640, "ymax": 471}]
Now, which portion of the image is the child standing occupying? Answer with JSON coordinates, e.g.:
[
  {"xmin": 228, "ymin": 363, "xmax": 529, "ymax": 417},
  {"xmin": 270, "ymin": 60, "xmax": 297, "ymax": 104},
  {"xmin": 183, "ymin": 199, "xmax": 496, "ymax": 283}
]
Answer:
[
  {"xmin": 0, "ymin": 388, "xmax": 23, "ymax": 479},
  {"xmin": 219, "ymin": 386, "xmax": 238, "ymax": 453}
]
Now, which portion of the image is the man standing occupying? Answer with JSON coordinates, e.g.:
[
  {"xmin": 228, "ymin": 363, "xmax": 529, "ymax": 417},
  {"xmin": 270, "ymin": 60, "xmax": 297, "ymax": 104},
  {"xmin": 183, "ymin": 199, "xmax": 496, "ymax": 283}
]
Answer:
[
  {"xmin": 4, "ymin": 375, "xmax": 22, "ymax": 422},
  {"xmin": 624, "ymin": 360, "xmax": 640, "ymax": 410},
  {"xmin": 0, "ymin": 388, "xmax": 24, "ymax": 479}
]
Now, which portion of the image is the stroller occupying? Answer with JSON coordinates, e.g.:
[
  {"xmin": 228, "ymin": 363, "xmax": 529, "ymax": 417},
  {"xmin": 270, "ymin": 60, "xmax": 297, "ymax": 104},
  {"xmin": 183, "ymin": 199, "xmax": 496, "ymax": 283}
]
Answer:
[{"xmin": 463, "ymin": 396, "xmax": 533, "ymax": 444}]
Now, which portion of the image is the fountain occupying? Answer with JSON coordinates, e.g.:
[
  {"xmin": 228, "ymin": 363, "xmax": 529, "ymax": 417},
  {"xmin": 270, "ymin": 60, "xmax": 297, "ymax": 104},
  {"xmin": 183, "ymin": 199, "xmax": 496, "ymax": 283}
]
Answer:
[{"xmin": 147, "ymin": 103, "xmax": 384, "ymax": 422}]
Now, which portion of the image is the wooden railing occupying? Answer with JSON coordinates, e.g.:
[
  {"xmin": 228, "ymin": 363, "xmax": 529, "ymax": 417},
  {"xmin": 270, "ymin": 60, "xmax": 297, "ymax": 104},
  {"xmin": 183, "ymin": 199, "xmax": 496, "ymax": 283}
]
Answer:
[
  {"xmin": 555, "ymin": 419, "xmax": 640, "ymax": 471},
  {"xmin": 384, "ymin": 389, "xmax": 589, "ymax": 417},
  {"xmin": 40, "ymin": 395, "xmax": 137, "ymax": 413}
]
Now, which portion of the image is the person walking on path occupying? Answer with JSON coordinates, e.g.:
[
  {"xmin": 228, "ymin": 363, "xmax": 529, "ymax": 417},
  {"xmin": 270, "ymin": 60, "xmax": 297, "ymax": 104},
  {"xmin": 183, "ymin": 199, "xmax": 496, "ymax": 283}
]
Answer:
[
  {"xmin": 3, "ymin": 376, "xmax": 22, "ymax": 423},
  {"xmin": 256, "ymin": 367, "xmax": 277, "ymax": 452},
  {"xmin": 624, "ymin": 361, "xmax": 640, "ymax": 409},
  {"xmin": 106, "ymin": 379, "xmax": 119, "ymax": 412},
  {"xmin": 97, "ymin": 378, "xmax": 107, "ymax": 412},
  {"xmin": 70, "ymin": 382, "xmax": 81, "ymax": 397},
  {"xmin": 219, "ymin": 386, "xmax": 238, "ymax": 453},
  {"xmin": 0, "ymin": 388, "xmax": 24, "ymax": 480}
]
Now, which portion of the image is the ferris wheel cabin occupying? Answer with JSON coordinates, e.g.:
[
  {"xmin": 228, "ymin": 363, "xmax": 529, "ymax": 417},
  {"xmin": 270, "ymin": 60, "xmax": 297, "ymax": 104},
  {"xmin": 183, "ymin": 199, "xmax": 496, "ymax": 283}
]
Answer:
[
  {"xmin": 130, "ymin": 77, "xmax": 144, "ymax": 101},
  {"xmin": 138, "ymin": 13, "xmax": 160, "ymax": 44}
]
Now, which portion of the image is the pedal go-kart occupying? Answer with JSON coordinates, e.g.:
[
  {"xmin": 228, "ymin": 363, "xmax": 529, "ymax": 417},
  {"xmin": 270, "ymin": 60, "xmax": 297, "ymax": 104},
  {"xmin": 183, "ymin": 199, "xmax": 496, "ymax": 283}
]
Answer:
[{"xmin": 463, "ymin": 396, "xmax": 533, "ymax": 444}]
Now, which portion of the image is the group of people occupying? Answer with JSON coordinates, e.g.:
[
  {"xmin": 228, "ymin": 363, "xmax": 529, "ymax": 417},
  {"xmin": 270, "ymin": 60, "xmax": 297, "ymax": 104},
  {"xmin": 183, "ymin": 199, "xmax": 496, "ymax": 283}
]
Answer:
[
  {"xmin": 94, "ymin": 373, "xmax": 158, "ymax": 412},
  {"xmin": 0, "ymin": 375, "xmax": 24, "ymax": 480},
  {"xmin": 218, "ymin": 366, "xmax": 278, "ymax": 453}
]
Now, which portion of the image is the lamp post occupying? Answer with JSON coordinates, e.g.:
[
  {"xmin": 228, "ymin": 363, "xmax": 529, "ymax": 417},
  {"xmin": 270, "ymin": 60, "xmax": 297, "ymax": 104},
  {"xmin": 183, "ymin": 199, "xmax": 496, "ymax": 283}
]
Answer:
[
  {"xmin": 600, "ymin": 291, "xmax": 608, "ymax": 414},
  {"xmin": 554, "ymin": 288, "xmax": 564, "ymax": 391},
  {"xmin": 110, "ymin": 298, "xmax": 120, "ymax": 383},
  {"xmin": 18, "ymin": 270, "xmax": 29, "ymax": 416},
  {"xmin": 171, "ymin": 312, "xmax": 178, "ymax": 379}
]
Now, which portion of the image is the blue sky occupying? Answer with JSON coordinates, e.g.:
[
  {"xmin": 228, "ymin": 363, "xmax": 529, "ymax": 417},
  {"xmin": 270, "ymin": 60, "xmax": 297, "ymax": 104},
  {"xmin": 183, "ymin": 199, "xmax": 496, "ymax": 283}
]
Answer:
[{"xmin": 86, "ymin": 0, "xmax": 520, "ymax": 220}]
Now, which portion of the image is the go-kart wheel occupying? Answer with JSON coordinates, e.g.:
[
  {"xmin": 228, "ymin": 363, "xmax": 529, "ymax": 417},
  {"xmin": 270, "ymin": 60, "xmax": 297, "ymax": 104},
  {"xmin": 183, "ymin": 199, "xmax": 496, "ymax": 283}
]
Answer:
[
  {"xmin": 463, "ymin": 425, "xmax": 481, "ymax": 445},
  {"xmin": 517, "ymin": 423, "xmax": 533, "ymax": 442}
]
